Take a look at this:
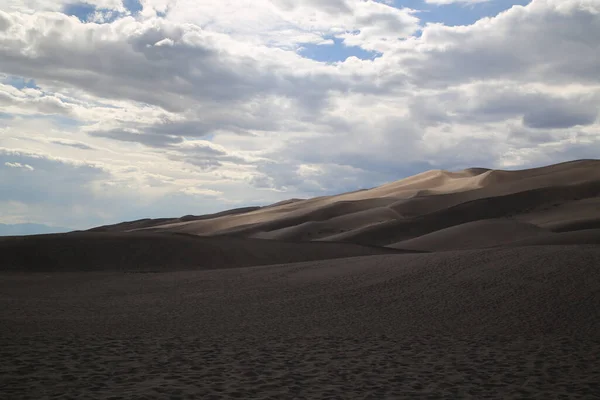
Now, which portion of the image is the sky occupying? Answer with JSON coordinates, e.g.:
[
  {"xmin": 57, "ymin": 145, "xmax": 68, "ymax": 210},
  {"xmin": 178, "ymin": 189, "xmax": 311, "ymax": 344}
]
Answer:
[{"xmin": 0, "ymin": 0, "xmax": 599, "ymax": 231}]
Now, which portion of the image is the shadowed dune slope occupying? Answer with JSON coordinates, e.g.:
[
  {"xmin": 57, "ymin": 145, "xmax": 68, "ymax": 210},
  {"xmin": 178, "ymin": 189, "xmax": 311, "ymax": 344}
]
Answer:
[
  {"xmin": 388, "ymin": 219, "xmax": 550, "ymax": 251},
  {"xmin": 0, "ymin": 232, "xmax": 405, "ymax": 273},
  {"xmin": 500, "ymin": 229, "xmax": 600, "ymax": 247},
  {"xmin": 2, "ymin": 246, "xmax": 599, "ymax": 339},
  {"xmin": 250, "ymin": 207, "xmax": 401, "ymax": 241},
  {"xmin": 517, "ymin": 197, "xmax": 600, "ymax": 231}
]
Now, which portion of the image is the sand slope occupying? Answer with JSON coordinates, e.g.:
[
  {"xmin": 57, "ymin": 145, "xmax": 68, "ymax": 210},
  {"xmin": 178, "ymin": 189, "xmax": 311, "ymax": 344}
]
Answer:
[
  {"xmin": 501, "ymin": 228, "xmax": 600, "ymax": 247},
  {"xmin": 388, "ymin": 219, "xmax": 550, "ymax": 251},
  {"xmin": 0, "ymin": 232, "xmax": 403, "ymax": 273},
  {"xmin": 518, "ymin": 197, "xmax": 600, "ymax": 232},
  {"xmin": 4, "ymin": 245, "xmax": 598, "ymax": 337},
  {"xmin": 322, "ymin": 179, "xmax": 600, "ymax": 246},
  {"xmin": 2, "ymin": 246, "xmax": 600, "ymax": 398},
  {"xmin": 251, "ymin": 206, "xmax": 401, "ymax": 241},
  {"xmin": 89, "ymin": 206, "xmax": 262, "ymax": 233}
]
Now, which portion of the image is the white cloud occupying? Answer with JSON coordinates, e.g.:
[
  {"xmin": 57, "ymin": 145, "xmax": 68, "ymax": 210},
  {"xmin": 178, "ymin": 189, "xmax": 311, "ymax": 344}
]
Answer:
[
  {"xmin": 162, "ymin": 0, "xmax": 420, "ymax": 52},
  {"xmin": 4, "ymin": 161, "xmax": 34, "ymax": 171}
]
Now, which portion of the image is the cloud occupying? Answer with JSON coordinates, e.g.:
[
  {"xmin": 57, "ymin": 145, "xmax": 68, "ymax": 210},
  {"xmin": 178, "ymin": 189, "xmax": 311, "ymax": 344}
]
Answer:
[
  {"xmin": 50, "ymin": 139, "xmax": 95, "ymax": 150},
  {"xmin": 0, "ymin": 9, "xmax": 375, "ymax": 129},
  {"xmin": 523, "ymin": 107, "xmax": 598, "ymax": 129},
  {"xmin": 0, "ymin": 0, "xmax": 599, "ymax": 228},
  {"xmin": 0, "ymin": 149, "xmax": 107, "ymax": 205},
  {"xmin": 394, "ymin": 1, "xmax": 600, "ymax": 88},
  {"xmin": 0, "ymin": 147, "xmax": 238, "ymax": 228},
  {"xmin": 0, "ymin": 82, "xmax": 74, "ymax": 116},
  {"xmin": 0, "ymin": 12, "xmax": 10, "ymax": 31},
  {"xmin": 4, "ymin": 161, "xmax": 34, "ymax": 171},
  {"xmin": 406, "ymin": 81, "xmax": 600, "ymax": 128},
  {"xmin": 89, "ymin": 128, "xmax": 184, "ymax": 147},
  {"xmin": 164, "ymin": 0, "xmax": 420, "ymax": 52}
]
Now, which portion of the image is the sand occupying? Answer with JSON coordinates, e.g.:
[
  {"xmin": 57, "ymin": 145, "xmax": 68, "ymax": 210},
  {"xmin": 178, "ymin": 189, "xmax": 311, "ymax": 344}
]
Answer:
[
  {"xmin": 2, "ymin": 159, "xmax": 600, "ymax": 398},
  {"xmin": 3, "ymin": 335, "xmax": 599, "ymax": 399},
  {"xmin": 2, "ymin": 246, "xmax": 600, "ymax": 398},
  {"xmin": 0, "ymin": 231, "xmax": 402, "ymax": 273},
  {"xmin": 321, "ymin": 178, "xmax": 600, "ymax": 246},
  {"xmin": 388, "ymin": 218, "xmax": 551, "ymax": 251}
]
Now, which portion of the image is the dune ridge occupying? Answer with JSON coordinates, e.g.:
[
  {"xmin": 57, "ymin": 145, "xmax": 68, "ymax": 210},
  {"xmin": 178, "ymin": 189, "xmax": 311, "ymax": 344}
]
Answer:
[
  {"xmin": 322, "ymin": 179, "xmax": 600, "ymax": 246},
  {"xmin": 85, "ymin": 159, "xmax": 600, "ymax": 250}
]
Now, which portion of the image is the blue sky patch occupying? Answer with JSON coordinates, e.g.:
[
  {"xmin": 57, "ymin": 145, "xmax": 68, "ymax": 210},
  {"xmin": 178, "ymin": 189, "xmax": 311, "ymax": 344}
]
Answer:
[
  {"xmin": 299, "ymin": 36, "xmax": 382, "ymax": 63},
  {"xmin": 391, "ymin": 0, "xmax": 532, "ymax": 27},
  {"xmin": 123, "ymin": 0, "xmax": 143, "ymax": 14},
  {"xmin": 3, "ymin": 76, "xmax": 38, "ymax": 90},
  {"xmin": 63, "ymin": 3, "xmax": 96, "ymax": 22},
  {"xmin": 63, "ymin": 1, "xmax": 143, "ymax": 23}
]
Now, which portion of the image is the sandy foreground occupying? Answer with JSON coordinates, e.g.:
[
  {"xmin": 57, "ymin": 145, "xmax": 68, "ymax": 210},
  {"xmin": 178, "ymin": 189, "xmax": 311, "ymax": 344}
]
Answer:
[{"xmin": 2, "ymin": 245, "xmax": 600, "ymax": 399}]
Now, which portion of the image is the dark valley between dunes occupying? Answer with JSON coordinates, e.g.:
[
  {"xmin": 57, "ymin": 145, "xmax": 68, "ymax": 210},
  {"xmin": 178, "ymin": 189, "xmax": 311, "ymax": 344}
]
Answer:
[{"xmin": 2, "ymin": 159, "xmax": 600, "ymax": 399}]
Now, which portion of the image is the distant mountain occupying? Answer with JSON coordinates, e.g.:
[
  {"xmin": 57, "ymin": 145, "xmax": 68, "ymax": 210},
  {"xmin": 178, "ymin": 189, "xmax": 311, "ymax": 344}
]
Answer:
[{"xmin": 0, "ymin": 223, "xmax": 71, "ymax": 236}]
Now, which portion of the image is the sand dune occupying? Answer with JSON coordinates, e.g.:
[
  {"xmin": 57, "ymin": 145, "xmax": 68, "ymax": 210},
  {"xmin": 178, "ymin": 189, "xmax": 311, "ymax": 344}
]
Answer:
[
  {"xmin": 517, "ymin": 197, "xmax": 600, "ymax": 231},
  {"xmin": 3, "ymin": 159, "xmax": 595, "ymax": 276},
  {"xmin": 89, "ymin": 159, "xmax": 600, "ymax": 252},
  {"xmin": 322, "ymin": 179, "xmax": 600, "ymax": 246},
  {"xmin": 137, "ymin": 196, "xmax": 400, "ymax": 237},
  {"xmin": 251, "ymin": 206, "xmax": 401, "ymax": 241},
  {"xmin": 89, "ymin": 206, "xmax": 262, "ymax": 233},
  {"xmin": 2, "ymin": 245, "xmax": 600, "ymax": 398},
  {"xmin": 386, "ymin": 159, "xmax": 600, "ymax": 218},
  {"xmin": 388, "ymin": 219, "xmax": 550, "ymax": 251},
  {"xmin": 389, "ymin": 221, "xmax": 600, "ymax": 252},
  {"xmin": 0, "ymin": 231, "xmax": 402, "ymax": 273}
]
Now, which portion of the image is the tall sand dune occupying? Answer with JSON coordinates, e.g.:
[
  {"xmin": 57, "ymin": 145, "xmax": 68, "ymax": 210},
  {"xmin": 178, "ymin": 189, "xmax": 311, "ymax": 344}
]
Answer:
[
  {"xmin": 322, "ymin": 179, "xmax": 600, "ymax": 246},
  {"xmin": 90, "ymin": 159, "xmax": 600, "ymax": 251}
]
